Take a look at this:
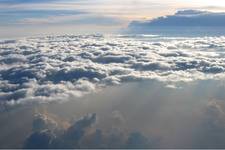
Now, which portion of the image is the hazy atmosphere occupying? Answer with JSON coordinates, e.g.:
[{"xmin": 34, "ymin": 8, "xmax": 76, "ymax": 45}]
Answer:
[
  {"xmin": 1, "ymin": 0, "xmax": 225, "ymax": 37},
  {"xmin": 1, "ymin": 0, "xmax": 225, "ymax": 149}
]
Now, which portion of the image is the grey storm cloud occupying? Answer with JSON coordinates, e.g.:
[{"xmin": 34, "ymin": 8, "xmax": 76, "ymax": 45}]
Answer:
[
  {"xmin": 24, "ymin": 113, "xmax": 97, "ymax": 149},
  {"xmin": 24, "ymin": 98, "xmax": 225, "ymax": 149},
  {"xmin": 23, "ymin": 113, "xmax": 155, "ymax": 149},
  {"xmin": 0, "ymin": 35, "xmax": 225, "ymax": 105}
]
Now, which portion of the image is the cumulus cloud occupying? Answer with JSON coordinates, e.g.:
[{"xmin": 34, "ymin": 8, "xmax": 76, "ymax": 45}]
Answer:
[
  {"xmin": 0, "ymin": 35, "xmax": 225, "ymax": 104},
  {"xmin": 24, "ymin": 113, "xmax": 97, "ymax": 149},
  {"xmin": 24, "ymin": 112, "xmax": 155, "ymax": 149}
]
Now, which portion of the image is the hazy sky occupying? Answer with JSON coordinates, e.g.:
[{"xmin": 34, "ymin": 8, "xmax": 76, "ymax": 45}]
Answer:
[{"xmin": 0, "ymin": 0, "xmax": 225, "ymax": 37}]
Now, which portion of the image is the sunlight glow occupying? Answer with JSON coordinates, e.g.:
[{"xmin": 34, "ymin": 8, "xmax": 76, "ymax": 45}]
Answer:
[{"xmin": 180, "ymin": 0, "xmax": 225, "ymax": 7}]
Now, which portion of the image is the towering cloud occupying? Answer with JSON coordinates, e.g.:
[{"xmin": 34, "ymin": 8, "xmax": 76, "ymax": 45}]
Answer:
[
  {"xmin": 24, "ymin": 113, "xmax": 155, "ymax": 149},
  {"xmin": 24, "ymin": 113, "xmax": 97, "ymax": 149}
]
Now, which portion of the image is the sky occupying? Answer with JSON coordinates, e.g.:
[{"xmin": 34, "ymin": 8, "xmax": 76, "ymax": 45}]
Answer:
[
  {"xmin": 1, "ymin": 2, "xmax": 225, "ymax": 148},
  {"xmin": 0, "ymin": 0, "xmax": 225, "ymax": 37}
]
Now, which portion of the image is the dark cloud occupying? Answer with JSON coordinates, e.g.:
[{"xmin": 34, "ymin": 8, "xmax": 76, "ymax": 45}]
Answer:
[
  {"xmin": 24, "ymin": 130, "xmax": 55, "ymax": 149},
  {"xmin": 126, "ymin": 132, "xmax": 152, "ymax": 148},
  {"xmin": 60, "ymin": 113, "xmax": 97, "ymax": 148},
  {"xmin": 24, "ymin": 113, "xmax": 96, "ymax": 149},
  {"xmin": 23, "ymin": 113, "xmax": 156, "ymax": 149},
  {"xmin": 46, "ymin": 68, "xmax": 106, "ymax": 84},
  {"xmin": 130, "ymin": 10, "xmax": 225, "ymax": 27},
  {"xmin": 128, "ymin": 10, "xmax": 225, "ymax": 36}
]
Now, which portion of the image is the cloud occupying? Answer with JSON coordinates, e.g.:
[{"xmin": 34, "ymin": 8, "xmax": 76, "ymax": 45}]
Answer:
[
  {"xmin": 192, "ymin": 99, "xmax": 225, "ymax": 148},
  {"xmin": 126, "ymin": 132, "xmax": 152, "ymax": 148},
  {"xmin": 1, "ymin": 35, "xmax": 225, "ymax": 105},
  {"xmin": 128, "ymin": 9, "xmax": 225, "ymax": 35},
  {"xmin": 23, "ymin": 112, "xmax": 156, "ymax": 149},
  {"xmin": 2, "ymin": 77, "xmax": 225, "ymax": 148},
  {"xmin": 24, "ymin": 113, "xmax": 97, "ymax": 149},
  {"xmin": 129, "ymin": 9, "xmax": 225, "ymax": 27}
]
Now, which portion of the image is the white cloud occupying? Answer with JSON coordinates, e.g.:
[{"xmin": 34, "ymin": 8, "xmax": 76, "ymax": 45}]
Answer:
[{"xmin": 0, "ymin": 35, "xmax": 225, "ymax": 104}]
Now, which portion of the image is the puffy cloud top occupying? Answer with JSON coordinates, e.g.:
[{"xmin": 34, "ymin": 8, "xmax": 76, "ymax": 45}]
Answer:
[{"xmin": 0, "ymin": 35, "xmax": 225, "ymax": 105}]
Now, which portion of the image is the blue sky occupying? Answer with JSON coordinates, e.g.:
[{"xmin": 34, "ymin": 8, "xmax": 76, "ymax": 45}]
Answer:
[{"xmin": 0, "ymin": 0, "xmax": 225, "ymax": 38}]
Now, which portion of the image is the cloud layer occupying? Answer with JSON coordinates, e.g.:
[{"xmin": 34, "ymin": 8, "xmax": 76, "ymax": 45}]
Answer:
[{"xmin": 1, "ymin": 35, "xmax": 225, "ymax": 105}]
